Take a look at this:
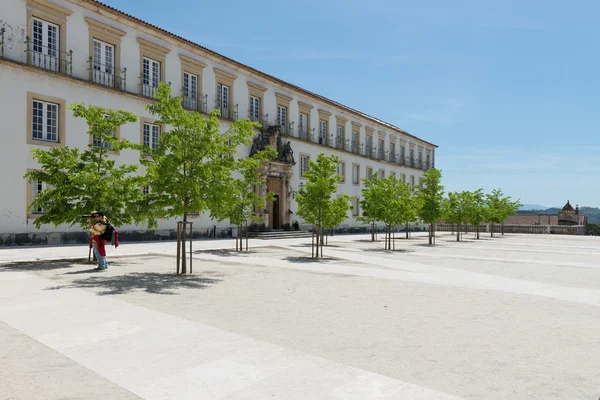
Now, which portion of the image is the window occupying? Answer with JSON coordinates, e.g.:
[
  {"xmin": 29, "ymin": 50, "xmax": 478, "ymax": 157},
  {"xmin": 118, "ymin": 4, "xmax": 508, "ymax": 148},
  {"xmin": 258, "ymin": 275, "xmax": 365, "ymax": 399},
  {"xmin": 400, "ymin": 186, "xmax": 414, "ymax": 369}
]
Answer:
[
  {"xmin": 410, "ymin": 175, "xmax": 415, "ymax": 187},
  {"xmin": 31, "ymin": 179, "xmax": 46, "ymax": 214},
  {"xmin": 418, "ymin": 151, "xmax": 423, "ymax": 167},
  {"xmin": 378, "ymin": 138, "xmax": 385, "ymax": 160},
  {"xmin": 138, "ymin": 38, "xmax": 168, "ymax": 97},
  {"xmin": 351, "ymin": 130, "xmax": 358, "ymax": 153},
  {"xmin": 182, "ymin": 71, "xmax": 198, "ymax": 110},
  {"xmin": 142, "ymin": 57, "xmax": 161, "ymax": 97},
  {"xmin": 299, "ymin": 113, "xmax": 308, "ymax": 140},
  {"xmin": 27, "ymin": 93, "xmax": 65, "ymax": 147},
  {"xmin": 401, "ymin": 173, "xmax": 406, "ymax": 183},
  {"xmin": 426, "ymin": 153, "xmax": 431, "ymax": 167},
  {"xmin": 366, "ymin": 135, "xmax": 372, "ymax": 156},
  {"xmin": 366, "ymin": 167, "xmax": 373, "ymax": 180},
  {"xmin": 86, "ymin": 17, "xmax": 126, "ymax": 89},
  {"xmin": 31, "ymin": 17, "xmax": 60, "ymax": 72},
  {"xmin": 300, "ymin": 155, "xmax": 309, "ymax": 177},
  {"xmin": 217, "ymin": 83, "xmax": 230, "ymax": 118},
  {"xmin": 247, "ymin": 82, "xmax": 267, "ymax": 122},
  {"xmin": 336, "ymin": 126, "xmax": 344, "ymax": 149},
  {"xmin": 92, "ymin": 39, "xmax": 115, "ymax": 86},
  {"xmin": 27, "ymin": 0, "xmax": 71, "ymax": 73},
  {"xmin": 319, "ymin": 120, "xmax": 327, "ymax": 144},
  {"xmin": 352, "ymin": 197, "xmax": 360, "ymax": 217},
  {"xmin": 32, "ymin": 99, "xmax": 58, "ymax": 143},
  {"xmin": 379, "ymin": 169, "xmax": 385, "ymax": 179},
  {"xmin": 400, "ymin": 146, "xmax": 406, "ymax": 163},
  {"xmin": 277, "ymin": 105, "xmax": 287, "ymax": 130},
  {"xmin": 410, "ymin": 149, "xmax": 415, "ymax": 167},
  {"xmin": 92, "ymin": 114, "xmax": 114, "ymax": 150},
  {"xmin": 298, "ymin": 102, "xmax": 313, "ymax": 141},
  {"xmin": 390, "ymin": 143, "xmax": 396, "ymax": 162},
  {"xmin": 143, "ymin": 185, "xmax": 150, "ymax": 195},
  {"xmin": 337, "ymin": 162, "xmax": 345, "ymax": 182},
  {"xmin": 142, "ymin": 122, "xmax": 160, "ymax": 150},
  {"xmin": 249, "ymin": 96, "xmax": 260, "ymax": 122},
  {"xmin": 276, "ymin": 93, "xmax": 292, "ymax": 133},
  {"xmin": 352, "ymin": 164, "xmax": 360, "ymax": 185}
]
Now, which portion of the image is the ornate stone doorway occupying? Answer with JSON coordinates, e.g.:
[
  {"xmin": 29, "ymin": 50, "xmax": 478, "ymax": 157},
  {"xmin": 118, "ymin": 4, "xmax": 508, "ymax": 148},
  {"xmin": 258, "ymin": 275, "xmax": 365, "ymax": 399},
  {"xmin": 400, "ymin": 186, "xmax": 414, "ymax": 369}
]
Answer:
[
  {"xmin": 267, "ymin": 177, "xmax": 283, "ymax": 230},
  {"xmin": 249, "ymin": 125, "xmax": 296, "ymax": 231}
]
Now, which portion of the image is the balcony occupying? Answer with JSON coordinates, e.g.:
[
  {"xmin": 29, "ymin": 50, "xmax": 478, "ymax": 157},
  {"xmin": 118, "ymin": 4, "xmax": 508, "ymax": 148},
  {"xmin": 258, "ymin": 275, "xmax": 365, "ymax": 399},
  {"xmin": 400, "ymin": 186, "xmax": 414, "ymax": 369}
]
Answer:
[
  {"xmin": 25, "ymin": 36, "xmax": 73, "ymax": 76},
  {"xmin": 138, "ymin": 76, "xmax": 162, "ymax": 99},
  {"xmin": 88, "ymin": 57, "xmax": 126, "ymax": 91},
  {"xmin": 350, "ymin": 141, "xmax": 359, "ymax": 154},
  {"xmin": 182, "ymin": 92, "xmax": 207, "ymax": 113},
  {"xmin": 279, "ymin": 122, "xmax": 294, "ymax": 137},
  {"xmin": 214, "ymin": 101, "xmax": 238, "ymax": 121},
  {"xmin": 297, "ymin": 126, "xmax": 314, "ymax": 142}
]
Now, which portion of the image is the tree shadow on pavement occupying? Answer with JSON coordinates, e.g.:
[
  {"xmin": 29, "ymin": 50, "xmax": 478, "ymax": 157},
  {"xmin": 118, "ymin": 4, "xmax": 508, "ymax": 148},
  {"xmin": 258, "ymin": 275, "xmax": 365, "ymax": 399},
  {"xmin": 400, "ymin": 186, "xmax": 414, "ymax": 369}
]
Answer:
[
  {"xmin": 0, "ymin": 259, "xmax": 94, "ymax": 272},
  {"xmin": 46, "ymin": 272, "xmax": 221, "ymax": 296},
  {"xmin": 194, "ymin": 249, "xmax": 257, "ymax": 257},
  {"xmin": 362, "ymin": 248, "xmax": 414, "ymax": 253},
  {"xmin": 289, "ymin": 243, "xmax": 342, "ymax": 248},
  {"xmin": 283, "ymin": 256, "xmax": 334, "ymax": 263}
]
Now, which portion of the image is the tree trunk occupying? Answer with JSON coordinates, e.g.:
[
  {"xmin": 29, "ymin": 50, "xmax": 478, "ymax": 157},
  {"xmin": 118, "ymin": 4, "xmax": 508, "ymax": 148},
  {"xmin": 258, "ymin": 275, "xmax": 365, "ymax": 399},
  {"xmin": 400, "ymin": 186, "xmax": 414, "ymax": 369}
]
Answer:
[
  {"xmin": 181, "ymin": 214, "xmax": 187, "ymax": 274},
  {"xmin": 406, "ymin": 223, "xmax": 409, "ymax": 239},
  {"xmin": 456, "ymin": 225, "xmax": 460, "ymax": 242},
  {"xmin": 429, "ymin": 224, "xmax": 433, "ymax": 245},
  {"xmin": 477, "ymin": 225, "xmax": 480, "ymax": 240},
  {"xmin": 490, "ymin": 223, "xmax": 494, "ymax": 238},
  {"xmin": 502, "ymin": 223, "xmax": 505, "ymax": 235},
  {"xmin": 320, "ymin": 228, "xmax": 324, "ymax": 258},
  {"xmin": 371, "ymin": 222, "xmax": 375, "ymax": 241},
  {"xmin": 315, "ymin": 229, "xmax": 320, "ymax": 258}
]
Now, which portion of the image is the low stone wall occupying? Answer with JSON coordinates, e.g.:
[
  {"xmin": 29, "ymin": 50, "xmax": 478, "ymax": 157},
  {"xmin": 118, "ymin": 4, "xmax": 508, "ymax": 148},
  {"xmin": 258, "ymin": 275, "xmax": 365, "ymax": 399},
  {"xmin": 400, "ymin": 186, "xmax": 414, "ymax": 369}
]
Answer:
[
  {"xmin": 436, "ymin": 224, "xmax": 585, "ymax": 236},
  {"xmin": 0, "ymin": 226, "xmax": 234, "ymax": 247}
]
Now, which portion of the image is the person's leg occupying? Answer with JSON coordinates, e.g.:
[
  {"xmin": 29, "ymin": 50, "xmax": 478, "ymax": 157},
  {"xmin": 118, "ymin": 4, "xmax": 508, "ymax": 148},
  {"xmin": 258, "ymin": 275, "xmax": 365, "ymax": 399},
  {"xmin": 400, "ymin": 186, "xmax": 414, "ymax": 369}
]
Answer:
[
  {"xmin": 98, "ymin": 240, "xmax": 108, "ymax": 270},
  {"xmin": 91, "ymin": 241, "xmax": 102, "ymax": 269}
]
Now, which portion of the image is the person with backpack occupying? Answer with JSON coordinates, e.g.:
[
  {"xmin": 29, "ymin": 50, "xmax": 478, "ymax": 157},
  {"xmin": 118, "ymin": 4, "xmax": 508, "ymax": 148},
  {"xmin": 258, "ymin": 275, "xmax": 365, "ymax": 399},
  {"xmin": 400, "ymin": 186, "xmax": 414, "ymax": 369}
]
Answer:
[{"xmin": 88, "ymin": 211, "xmax": 114, "ymax": 270}]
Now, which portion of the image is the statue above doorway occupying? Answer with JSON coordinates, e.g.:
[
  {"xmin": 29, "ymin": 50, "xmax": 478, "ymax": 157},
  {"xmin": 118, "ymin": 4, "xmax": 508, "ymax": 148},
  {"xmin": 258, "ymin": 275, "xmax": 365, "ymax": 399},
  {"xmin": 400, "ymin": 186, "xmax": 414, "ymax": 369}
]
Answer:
[{"xmin": 249, "ymin": 125, "xmax": 296, "ymax": 165}]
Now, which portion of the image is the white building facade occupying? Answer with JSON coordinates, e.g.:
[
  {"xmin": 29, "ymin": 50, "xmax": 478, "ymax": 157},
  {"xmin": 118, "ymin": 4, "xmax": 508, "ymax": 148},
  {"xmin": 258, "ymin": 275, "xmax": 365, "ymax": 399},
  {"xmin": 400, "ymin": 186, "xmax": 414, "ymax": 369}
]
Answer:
[{"xmin": 0, "ymin": 0, "xmax": 437, "ymax": 244}]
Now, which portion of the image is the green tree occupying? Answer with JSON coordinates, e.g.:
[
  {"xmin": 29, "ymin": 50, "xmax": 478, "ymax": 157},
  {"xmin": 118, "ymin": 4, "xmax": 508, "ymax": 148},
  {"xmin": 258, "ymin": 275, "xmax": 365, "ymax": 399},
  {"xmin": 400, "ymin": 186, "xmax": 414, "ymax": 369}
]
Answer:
[
  {"xmin": 296, "ymin": 153, "xmax": 344, "ymax": 258},
  {"xmin": 403, "ymin": 185, "xmax": 421, "ymax": 239},
  {"xmin": 381, "ymin": 176, "xmax": 414, "ymax": 249},
  {"xmin": 485, "ymin": 189, "xmax": 521, "ymax": 237},
  {"xmin": 24, "ymin": 104, "xmax": 150, "ymax": 230},
  {"xmin": 417, "ymin": 168, "xmax": 445, "ymax": 245},
  {"xmin": 443, "ymin": 191, "xmax": 470, "ymax": 242},
  {"xmin": 464, "ymin": 189, "xmax": 487, "ymax": 239},
  {"xmin": 140, "ymin": 83, "xmax": 257, "ymax": 273},
  {"xmin": 358, "ymin": 176, "xmax": 385, "ymax": 241},
  {"xmin": 322, "ymin": 194, "xmax": 353, "ymax": 245},
  {"xmin": 500, "ymin": 195, "xmax": 522, "ymax": 235},
  {"xmin": 211, "ymin": 148, "xmax": 277, "ymax": 251}
]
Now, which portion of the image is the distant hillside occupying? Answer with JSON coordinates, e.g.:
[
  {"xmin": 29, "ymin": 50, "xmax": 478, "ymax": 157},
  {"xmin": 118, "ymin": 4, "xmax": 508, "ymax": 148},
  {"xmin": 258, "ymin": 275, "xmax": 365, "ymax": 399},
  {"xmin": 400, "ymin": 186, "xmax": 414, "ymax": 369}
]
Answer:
[
  {"xmin": 519, "ymin": 204, "xmax": 549, "ymax": 211},
  {"xmin": 517, "ymin": 207, "xmax": 600, "ymax": 225}
]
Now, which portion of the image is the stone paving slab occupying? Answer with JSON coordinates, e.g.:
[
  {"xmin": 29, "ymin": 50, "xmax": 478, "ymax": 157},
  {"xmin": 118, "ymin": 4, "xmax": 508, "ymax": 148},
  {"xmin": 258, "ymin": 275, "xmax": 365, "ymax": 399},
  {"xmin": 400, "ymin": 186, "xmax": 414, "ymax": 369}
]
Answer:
[{"xmin": 0, "ymin": 270, "xmax": 459, "ymax": 400}]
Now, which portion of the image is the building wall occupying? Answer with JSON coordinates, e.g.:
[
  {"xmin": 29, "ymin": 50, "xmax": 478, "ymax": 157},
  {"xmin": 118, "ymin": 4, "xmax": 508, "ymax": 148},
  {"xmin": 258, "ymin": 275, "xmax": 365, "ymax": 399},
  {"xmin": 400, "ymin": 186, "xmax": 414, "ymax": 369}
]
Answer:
[{"xmin": 0, "ymin": 0, "xmax": 436, "ymax": 238}]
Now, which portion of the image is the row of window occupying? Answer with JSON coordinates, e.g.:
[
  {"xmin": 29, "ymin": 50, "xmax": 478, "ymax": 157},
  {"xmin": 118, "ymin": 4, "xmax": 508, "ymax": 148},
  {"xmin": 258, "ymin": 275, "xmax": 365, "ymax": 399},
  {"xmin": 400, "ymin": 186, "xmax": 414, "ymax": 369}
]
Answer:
[
  {"xmin": 22, "ymin": 8, "xmax": 432, "ymax": 167},
  {"xmin": 299, "ymin": 155, "xmax": 418, "ymax": 186}
]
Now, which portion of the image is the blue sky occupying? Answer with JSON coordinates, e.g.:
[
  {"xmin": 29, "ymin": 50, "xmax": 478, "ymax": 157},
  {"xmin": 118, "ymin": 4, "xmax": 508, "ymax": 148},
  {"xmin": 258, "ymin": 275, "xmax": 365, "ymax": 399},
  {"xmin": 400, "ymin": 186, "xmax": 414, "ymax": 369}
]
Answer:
[{"xmin": 103, "ymin": 0, "xmax": 600, "ymax": 208}]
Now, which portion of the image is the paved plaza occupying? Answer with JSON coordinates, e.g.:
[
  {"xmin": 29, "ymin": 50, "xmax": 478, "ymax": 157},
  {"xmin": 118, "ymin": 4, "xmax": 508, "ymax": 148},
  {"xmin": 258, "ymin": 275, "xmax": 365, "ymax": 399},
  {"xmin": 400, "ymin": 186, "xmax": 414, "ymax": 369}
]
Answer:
[{"xmin": 1, "ymin": 233, "xmax": 599, "ymax": 399}]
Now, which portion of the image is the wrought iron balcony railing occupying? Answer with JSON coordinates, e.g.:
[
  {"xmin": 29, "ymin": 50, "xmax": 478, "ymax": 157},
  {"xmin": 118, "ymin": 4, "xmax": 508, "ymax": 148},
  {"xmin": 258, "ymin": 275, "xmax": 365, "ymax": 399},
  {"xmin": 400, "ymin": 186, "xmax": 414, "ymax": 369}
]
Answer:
[
  {"xmin": 182, "ymin": 92, "xmax": 207, "ymax": 113},
  {"xmin": 88, "ymin": 57, "xmax": 126, "ymax": 90},
  {"xmin": 279, "ymin": 122, "xmax": 294, "ymax": 136},
  {"xmin": 25, "ymin": 37, "xmax": 73, "ymax": 76},
  {"xmin": 214, "ymin": 101, "xmax": 238, "ymax": 121},
  {"xmin": 297, "ymin": 126, "xmax": 313, "ymax": 142}
]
